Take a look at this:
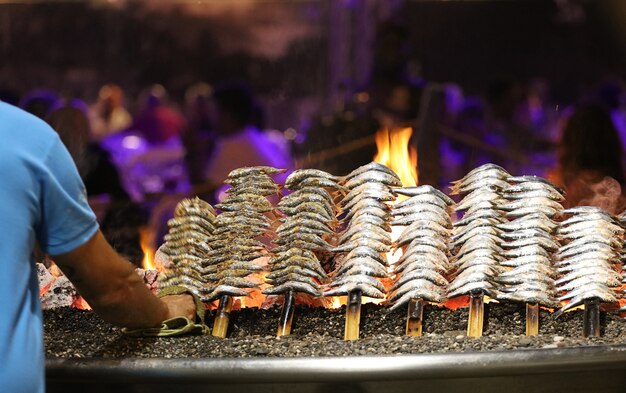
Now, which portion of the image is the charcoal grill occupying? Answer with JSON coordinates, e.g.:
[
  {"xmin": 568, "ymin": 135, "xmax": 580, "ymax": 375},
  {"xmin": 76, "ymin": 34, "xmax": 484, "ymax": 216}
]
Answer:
[{"xmin": 47, "ymin": 344, "xmax": 626, "ymax": 393}]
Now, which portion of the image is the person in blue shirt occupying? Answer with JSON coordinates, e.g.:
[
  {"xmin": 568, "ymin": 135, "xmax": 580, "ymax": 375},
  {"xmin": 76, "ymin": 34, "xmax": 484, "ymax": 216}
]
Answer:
[{"xmin": 0, "ymin": 101, "xmax": 195, "ymax": 393}]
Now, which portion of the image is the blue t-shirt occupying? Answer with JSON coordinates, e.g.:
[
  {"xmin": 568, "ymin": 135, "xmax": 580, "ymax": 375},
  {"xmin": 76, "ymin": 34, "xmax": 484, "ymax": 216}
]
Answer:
[{"xmin": 0, "ymin": 102, "xmax": 99, "ymax": 393}]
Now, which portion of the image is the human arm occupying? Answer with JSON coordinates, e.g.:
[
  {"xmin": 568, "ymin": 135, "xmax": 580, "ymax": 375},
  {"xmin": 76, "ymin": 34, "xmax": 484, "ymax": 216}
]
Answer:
[{"xmin": 52, "ymin": 229, "xmax": 195, "ymax": 329}]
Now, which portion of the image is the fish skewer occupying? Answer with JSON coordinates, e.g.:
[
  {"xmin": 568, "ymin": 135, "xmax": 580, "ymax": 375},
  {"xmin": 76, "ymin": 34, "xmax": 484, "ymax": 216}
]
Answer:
[
  {"xmin": 448, "ymin": 163, "xmax": 510, "ymax": 337},
  {"xmin": 266, "ymin": 169, "xmax": 340, "ymax": 337},
  {"xmin": 388, "ymin": 185, "xmax": 454, "ymax": 336},
  {"xmin": 207, "ymin": 166, "xmax": 283, "ymax": 338},
  {"xmin": 496, "ymin": 176, "xmax": 564, "ymax": 336},
  {"xmin": 325, "ymin": 162, "xmax": 398, "ymax": 340},
  {"xmin": 555, "ymin": 207, "xmax": 623, "ymax": 338}
]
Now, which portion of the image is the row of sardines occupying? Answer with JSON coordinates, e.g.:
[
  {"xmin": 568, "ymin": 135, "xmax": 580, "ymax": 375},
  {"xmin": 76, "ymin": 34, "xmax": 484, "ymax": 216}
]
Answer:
[{"xmin": 156, "ymin": 163, "xmax": 626, "ymax": 315}]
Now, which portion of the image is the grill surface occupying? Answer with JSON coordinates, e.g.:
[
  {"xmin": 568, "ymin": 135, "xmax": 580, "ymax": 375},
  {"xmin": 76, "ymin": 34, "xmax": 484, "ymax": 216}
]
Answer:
[{"xmin": 47, "ymin": 344, "xmax": 626, "ymax": 393}]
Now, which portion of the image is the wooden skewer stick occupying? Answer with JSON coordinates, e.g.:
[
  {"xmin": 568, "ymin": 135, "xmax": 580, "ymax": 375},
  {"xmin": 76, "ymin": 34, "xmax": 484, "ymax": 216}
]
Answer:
[
  {"xmin": 526, "ymin": 303, "xmax": 539, "ymax": 336},
  {"xmin": 467, "ymin": 292, "xmax": 485, "ymax": 338},
  {"xmin": 276, "ymin": 290, "xmax": 296, "ymax": 337},
  {"xmin": 583, "ymin": 298, "xmax": 601, "ymax": 338},
  {"xmin": 211, "ymin": 294, "xmax": 233, "ymax": 338},
  {"xmin": 406, "ymin": 298, "xmax": 425, "ymax": 336},
  {"xmin": 344, "ymin": 290, "xmax": 362, "ymax": 341}
]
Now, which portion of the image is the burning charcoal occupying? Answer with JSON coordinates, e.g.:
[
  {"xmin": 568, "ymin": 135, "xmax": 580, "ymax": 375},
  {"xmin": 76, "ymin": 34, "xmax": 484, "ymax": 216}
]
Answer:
[
  {"xmin": 264, "ymin": 169, "xmax": 340, "ymax": 336},
  {"xmin": 554, "ymin": 206, "xmax": 623, "ymax": 337},
  {"xmin": 325, "ymin": 162, "xmax": 399, "ymax": 340},
  {"xmin": 448, "ymin": 163, "xmax": 510, "ymax": 337},
  {"xmin": 205, "ymin": 166, "xmax": 285, "ymax": 337},
  {"xmin": 41, "ymin": 276, "xmax": 77, "ymax": 310},
  {"xmin": 156, "ymin": 197, "xmax": 216, "ymax": 299},
  {"xmin": 495, "ymin": 176, "xmax": 564, "ymax": 335},
  {"xmin": 387, "ymin": 185, "xmax": 453, "ymax": 336}
]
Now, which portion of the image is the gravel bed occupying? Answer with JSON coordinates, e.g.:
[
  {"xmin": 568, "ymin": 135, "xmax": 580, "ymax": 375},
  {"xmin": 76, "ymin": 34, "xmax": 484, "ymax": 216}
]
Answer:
[{"xmin": 43, "ymin": 301, "xmax": 626, "ymax": 359}]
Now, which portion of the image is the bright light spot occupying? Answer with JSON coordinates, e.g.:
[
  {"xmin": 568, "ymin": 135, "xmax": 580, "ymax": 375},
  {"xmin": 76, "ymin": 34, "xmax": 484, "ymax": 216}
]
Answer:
[
  {"xmin": 122, "ymin": 135, "xmax": 143, "ymax": 149},
  {"xmin": 284, "ymin": 128, "xmax": 297, "ymax": 140}
]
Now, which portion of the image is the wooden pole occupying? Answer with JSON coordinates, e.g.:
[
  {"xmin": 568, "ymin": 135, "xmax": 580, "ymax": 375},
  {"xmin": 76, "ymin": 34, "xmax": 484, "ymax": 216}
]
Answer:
[
  {"xmin": 211, "ymin": 294, "xmax": 233, "ymax": 338},
  {"xmin": 406, "ymin": 298, "xmax": 424, "ymax": 336},
  {"xmin": 277, "ymin": 290, "xmax": 296, "ymax": 337},
  {"xmin": 467, "ymin": 292, "xmax": 485, "ymax": 338},
  {"xmin": 344, "ymin": 290, "xmax": 362, "ymax": 341},
  {"xmin": 583, "ymin": 298, "xmax": 601, "ymax": 338},
  {"xmin": 526, "ymin": 303, "xmax": 539, "ymax": 336}
]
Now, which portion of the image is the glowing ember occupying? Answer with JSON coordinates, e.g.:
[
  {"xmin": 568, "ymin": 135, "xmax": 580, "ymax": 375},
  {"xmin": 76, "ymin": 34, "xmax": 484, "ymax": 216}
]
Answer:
[{"xmin": 72, "ymin": 296, "xmax": 92, "ymax": 310}]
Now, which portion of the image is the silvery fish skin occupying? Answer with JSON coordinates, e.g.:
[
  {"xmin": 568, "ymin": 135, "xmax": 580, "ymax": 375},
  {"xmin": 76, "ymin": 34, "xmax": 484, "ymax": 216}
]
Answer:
[
  {"xmin": 344, "ymin": 162, "xmax": 398, "ymax": 180},
  {"xmin": 278, "ymin": 201, "xmax": 335, "ymax": 219},
  {"xmin": 498, "ymin": 291, "xmax": 559, "ymax": 307},
  {"xmin": 228, "ymin": 166, "xmax": 286, "ymax": 179},
  {"xmin": 555, "ymin": 285, "xmax": 618, "ymax": 317},
  {"xmin": 557, "ymin": 227, "xmax": 620, "ymax": 241},
  {"xmin": 328, "ymin": 274, "xmax": 387, "ymax": 293},
  {"xmin": 343, "ymin": 190, "xmax": 396, "ymax": 212},
  {"xmin": 393, "ymin": 185, "xmax": 455, "ymax": 205},
  {"xmin": 555, "ymin": 267, "xmax": 622, "ymax": 286},
  {"xmin": 498, "ymin": 263, "xmax": 557, "ymax": 279},
  {"xmin": 277, "ymin": 217, "xmax": 333, "ymax": 233},
  {"xmin": 263, "ymin": 281, "xmax": 321, "ymax": 297},
  {"xmin": 499, "ymin": 227, "xmax": 555, "ymax": 240},
  {"xmin": 503, "ymin": 189, "xmax": 565, "ymax": 202},
  {"xmin": 324, "ymin": 282, "xmax": 385, "ymax": 298},
  {"xmin": 206, "ymin": 269, "xmax": 257, "ymax": 282},
  {"xmin": 450, "ymin": 227, "xmax": 502, "ymax": 248},
  {"xmin": 557, "ymin": 275, "xmax": 622, "ymax": 292},
  {"xmin": 397, "ymin": 220, "xmax": 451, "ymax": 240},
  {"xmin": 452, "ymin": 248, "xmax": 504, "ymax": 267},
  {"xmin": 452, "ymin": 177, "xmax": 510, "ymax": 195},
  {"xmin": 340, "ymin": 222, "xmax": 390, "ymax": 243},
  {"xmin": 500, "ymin": 254, "xmax": 552, "ymax": 268},
  {"xmin": 388, "ymin": 286, "xmax": 447, "ymax": 310},
  {"xmin": 556, "ymin": 242, "xmax": 618, "ymax": 259},
  {"xmin": 342, "ymin": 182, "xmax": 395, "ymax": 206},
  {"xmin": 330, "ymin": 237, "xmax": 390, "ymax": 253},
  {"xmin": 277, "ymin": 223, "xmax": 330, "ymax": 238},
  {"xmin": 498, "ymin": 196, "xmax": 563, "ymax": 212},
  {"xmin": 266, "ymin": 274, "xmax": 322, "ymax": 288},
  {"xmin": 557, "ymin": 220, "xmax": 624, "ymax": 236},
  {"xmin": 267, "ymin": 265, "xmax": 327, "ymax": 281},
  {"xmin": 497, "ymin": 272, "xmax": 554, "ymax": 286},
  {"xmin": 168, "ymin": 216, "xmax": 215, "ymax": 233},
  {"xmin": 560, "ymin": 211, "xmax": 617, "ymax": 226},
  {"xmin": 340, "ymin": 230, "xmax": 392, "ymax": 247},
  {"xmin": 452, "ymin": 218, "xmax": 504, "ymax": 237},
  {"xmin": 395, "ymin": 192, "xmax": 452, "ymax": 210},
  {"xmin": 279, "ymin": 192, "xmax": 336, "ymax": 211},
  {"xmin": 279, "ymin": 211, "xmax": 339, "ymax": 229},
  {"xmin": 503, "ymin": 236, "xmax": 560, "ymax": 252},
  {"xmin": 285, "ymin": 169, "xmax": 339, "ymax": 189},
  {"xmin": 561, "ymin": 206, "xmax": 609, "ymax": 215},
  {"xmin": 502, "ymin": 244, "xmax": 550, "ymax": 258},
  {"xmin": 390, "ymin": 269, "xmax": 448, "ymax": 290},
  {"xmin": 202, "ymin": 285, "xmax": 251, "ymax": 301},
  {"xmin": 346, "ymin": 214, "xmax": 391, "ymax": 231},
  {"xmin": 393, "ymin": 254, "xmax": 450, "ymax": 275},
  {"xmin": 454, "ymin": 238, "xmax": 503, "ymax": 257},
  {"xmin": 505, "ymin": 205, "xmax": 561, "ymax": 219},
  {"xmin": 290, "ymin": 177, "xmax": 347, "ymax": 190},
  {"xmin": 343, "ymin": 246, "xmax": 389, "ymax": 265},
  {"xmin": 452, "ymin": 256, "xmax": 501, "ymax": 276},
  {"xmin": 344, "ymin": 205, "xmax": 391, "ymax": 222},
  {"xmin": 395, "ymin": 228, "xmax": 450, "ymax": 249},
  {"xmin": 556, "ymin": 251, "xmax": 621, "ymax": 266},
  {"xmin": 505, "ymin": 181, "xmax": 563, "ymax": 194},
  {"xmin": 399, "ymin": 242, "xmax": 449, "ymax": 264},
  {"xmin": 392, "ymin": 201, "xmax": 449, "ymax": 216},
  {"xmin": 216, "ymin": 199, "xmax": 274, "ymax": 213},
  {"xmin": 391, "ymin": 212, "xmax": 452, "ymax": 228},
  {"xmin": 389, "ymin": 277, "xmax": 446, "ymax": 300},
  {"xmin": 272, "ymin": 233, "xmax": 333, "ymax": 250},
  {"xmin": 453, "ymin": 210, "xmax": 506, "ymax": 227},
  {"xmin": 333, "ymin": 257, "xmax": 389, "ymax": 278},
  {"xmin": 163, "ymin": 229, "xmax": 209, "ymax": 243},
  {"xmin": 497, "ymin": 214, "xmax": 558, "ymax": 233},
  {"xmin": 559, "ymin": 235, "xmax": 622, "ymax": 252},
  {"xmin": 450, "ymin": 164, "xmax": 509, "ymax": 188},
  {"xmin": 454, "ymin": 189, "xmax": 504, "ymax": 211},
  {"xmin": 343, "ymin": 170, "xmax": 402, "ymax": 189},
  {"xmin": 450, "ymin": 262, "xmax": 500, "ymax": 282},
  {"xmin": 447, "ymin": 280, "xmax": 499, "ymax": 298}
]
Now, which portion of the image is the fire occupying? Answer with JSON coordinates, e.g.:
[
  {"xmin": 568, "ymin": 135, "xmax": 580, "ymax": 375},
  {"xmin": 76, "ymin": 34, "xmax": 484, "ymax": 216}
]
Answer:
[
  {"xmin": 374, "ymin": 127, "xmax": 418, "ymax": 188},
  {"xmin": 72, "ymin": 296, "xmax": 92, "ymax": 310},
  {"xmin": 339, "ymin": 127, "xmax": 419, "ymax": 307},
  {"xmin": 139, "ymin": 226, "xmax": 157, "ymax": 271}
]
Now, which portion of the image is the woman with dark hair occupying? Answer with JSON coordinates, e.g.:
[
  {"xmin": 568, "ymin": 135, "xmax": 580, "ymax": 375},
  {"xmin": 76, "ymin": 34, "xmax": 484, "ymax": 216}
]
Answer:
[{"xmin": 547, "ymin": 104, "xmax": 626, "ymax": 214}]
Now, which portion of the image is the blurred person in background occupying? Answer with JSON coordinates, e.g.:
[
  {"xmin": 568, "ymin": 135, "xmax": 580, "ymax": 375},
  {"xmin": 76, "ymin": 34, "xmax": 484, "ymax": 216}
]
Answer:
[
  {"xmin": 204, "ymin": 82, "xmax": 293, "ymax": 197},
  {"xmin": 546, "ymin": 104, "xmax": 626, "ymax": 214},
  {"xmin": 0, "ymin": 101, "xmax": 194, "ymax": 393},
  {"xmin": 183, "ymin": 82, "xmax": 217, "ymax": 187},
  {"xmin": 90, "ymin": 83, "xmax": 132, "ymax": 142},
  {"xmin": 46, "ymin": 102, "xmax": 146, "ymax": 264},
  {"xmin": 19, "ymin": 88, "xmax": 60, "ymax": 120},
  {"xmin": 131, "ymin": 84, "xmax": 186, "ymax": 145}
]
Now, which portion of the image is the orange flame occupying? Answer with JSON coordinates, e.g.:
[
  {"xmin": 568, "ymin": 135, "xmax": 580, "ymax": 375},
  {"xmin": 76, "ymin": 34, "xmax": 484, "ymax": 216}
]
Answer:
[
  {"xmin": 139, "ymin": 226, "xmax": 157, "ymax": 271},
  {"xmin": 72, "ymin": 296, "xmax": 92, "ymax": 310},
  {"xmin": 374, "ymin": 127, "xmax": 418, "ymax": 188}
]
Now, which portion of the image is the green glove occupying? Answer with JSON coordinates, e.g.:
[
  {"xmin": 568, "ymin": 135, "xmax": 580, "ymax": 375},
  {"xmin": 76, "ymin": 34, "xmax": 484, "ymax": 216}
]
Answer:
[{"xmin": 122, "ymin": 316, "xmax": 209, "ymax": 337}]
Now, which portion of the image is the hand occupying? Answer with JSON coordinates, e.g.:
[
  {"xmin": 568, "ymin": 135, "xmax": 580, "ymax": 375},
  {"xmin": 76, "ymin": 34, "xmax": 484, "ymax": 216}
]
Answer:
[{"xmin": 160, "ymin": 294, "xmax": 196, "ymax": 321}]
